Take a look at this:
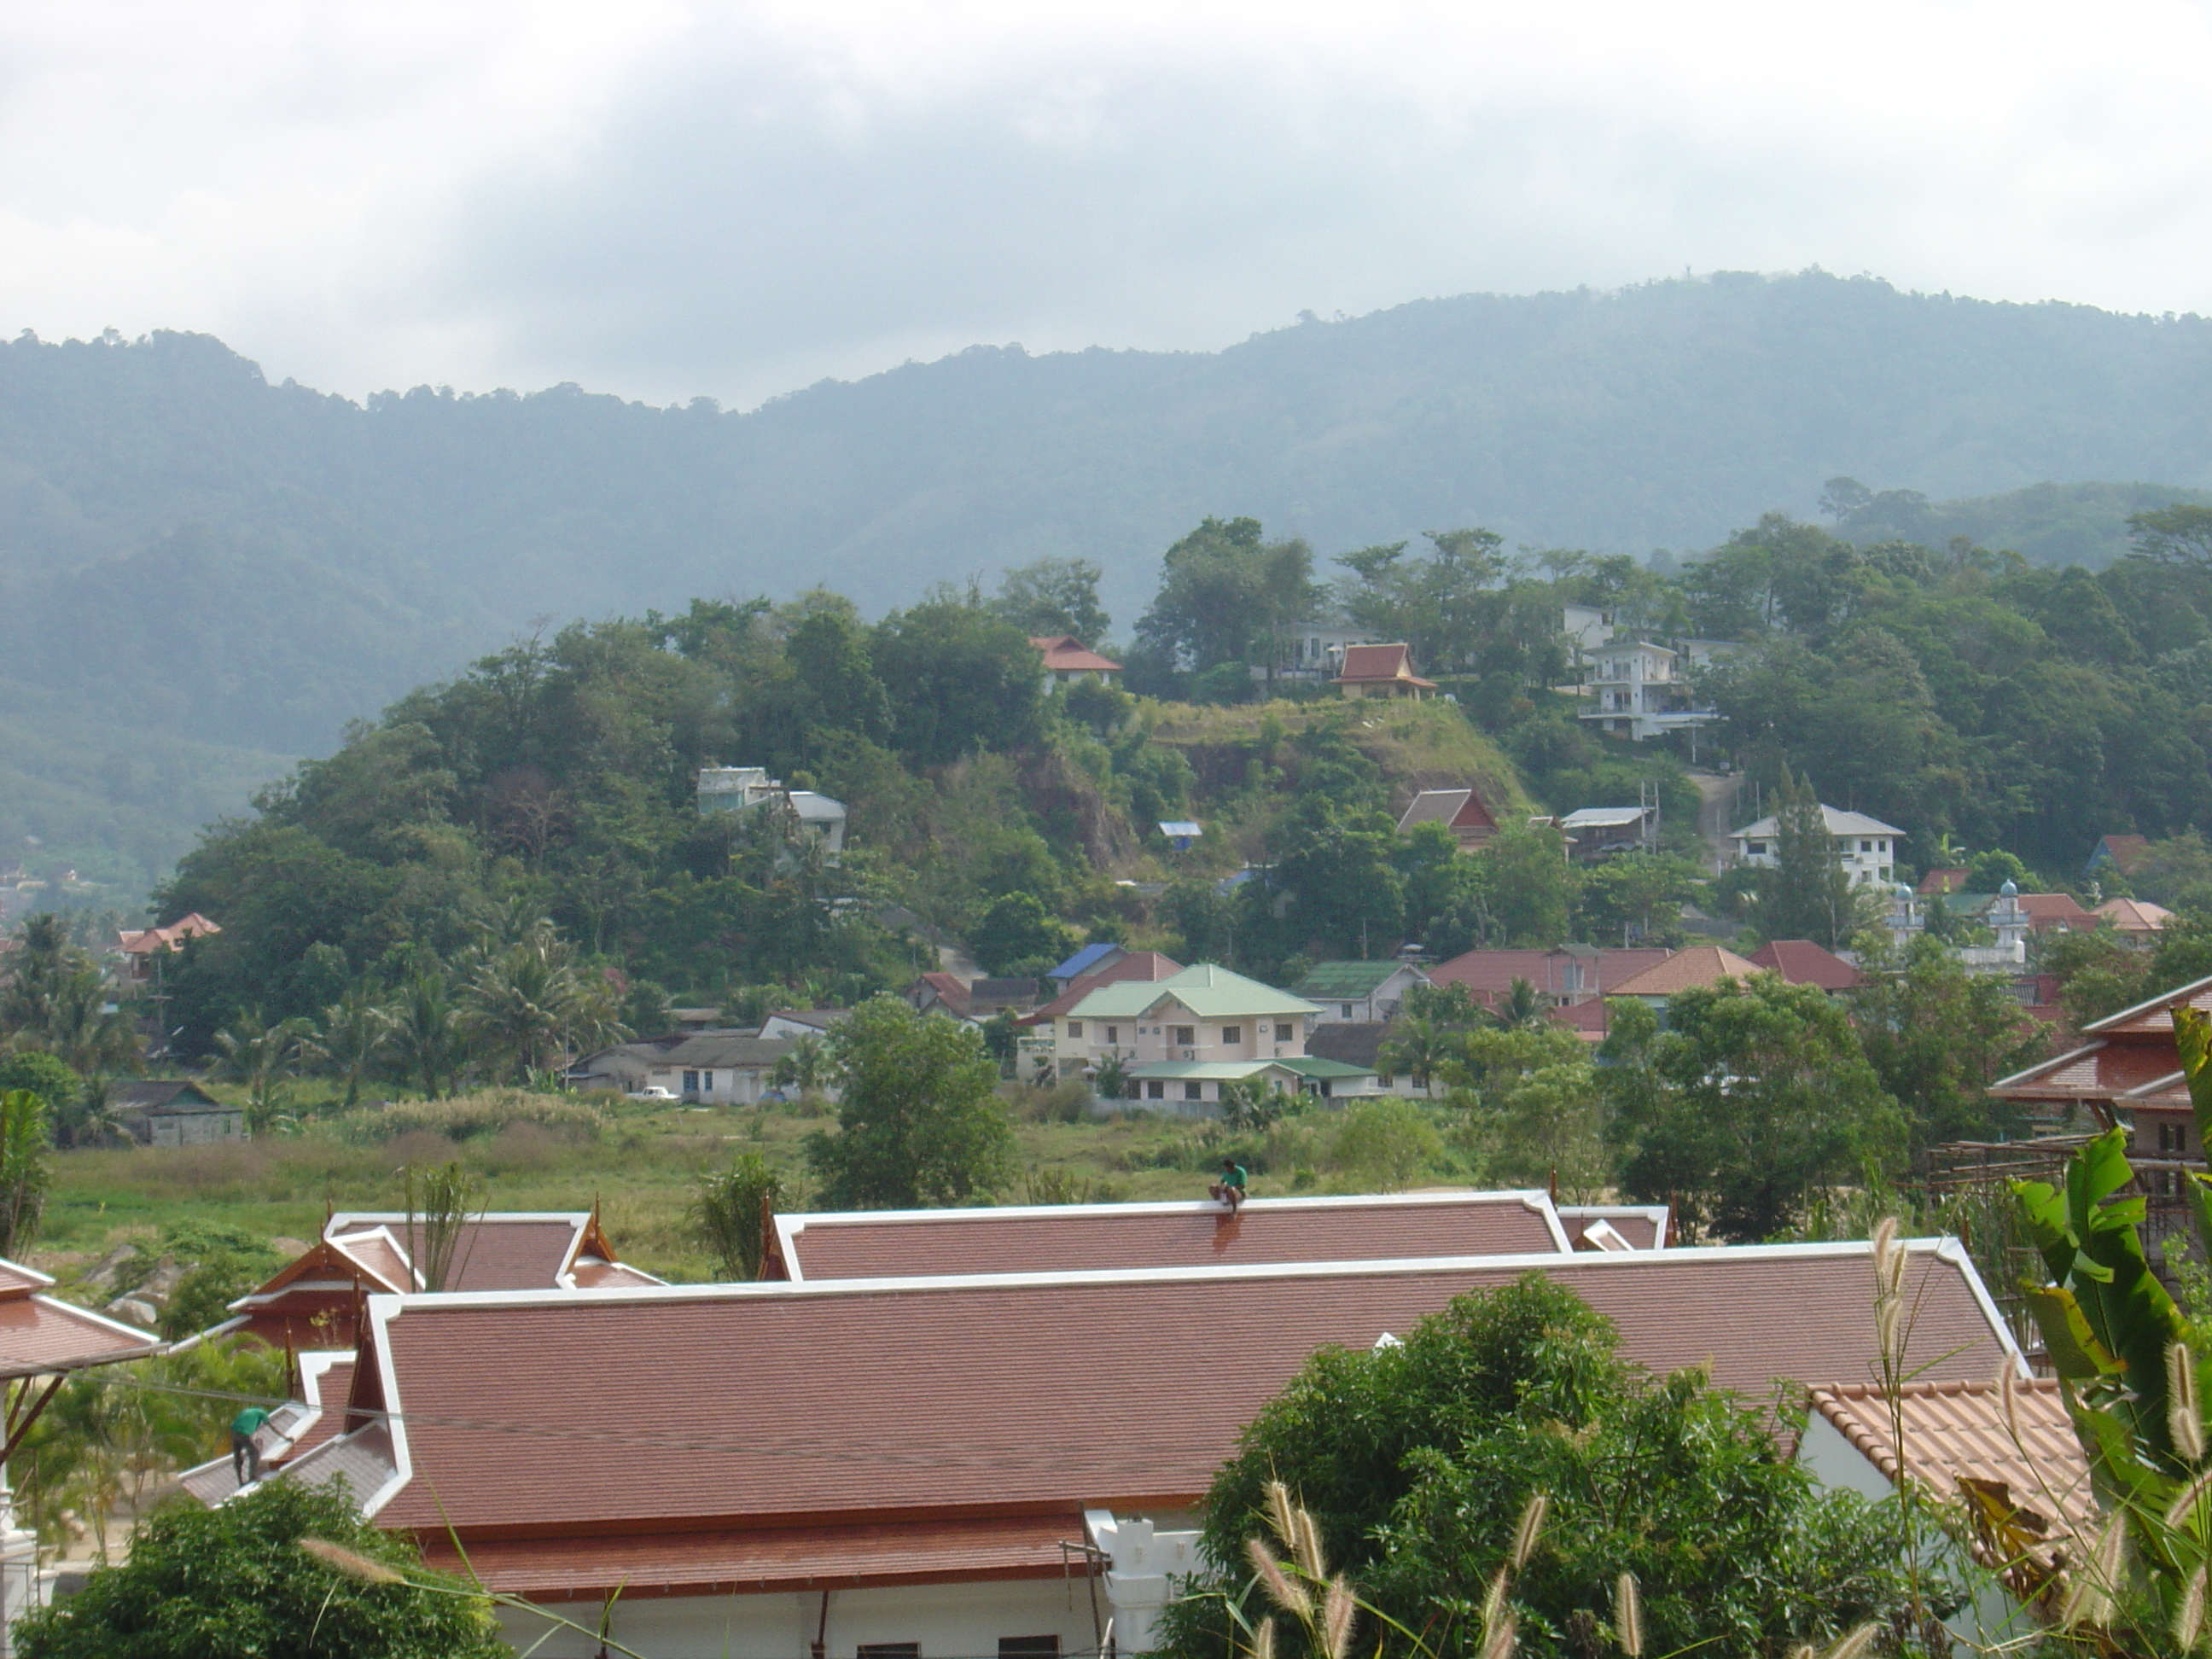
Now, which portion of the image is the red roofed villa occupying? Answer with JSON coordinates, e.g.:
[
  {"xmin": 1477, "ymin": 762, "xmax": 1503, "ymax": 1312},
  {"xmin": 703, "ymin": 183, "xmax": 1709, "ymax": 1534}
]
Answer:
[
  {"xmin": 1333, "ymin": 643, "xmax": 1436, "ymax": 700},
  {"xmin": 1030, "ymin": 636, "xmax": 1121, "ymax": 686}
]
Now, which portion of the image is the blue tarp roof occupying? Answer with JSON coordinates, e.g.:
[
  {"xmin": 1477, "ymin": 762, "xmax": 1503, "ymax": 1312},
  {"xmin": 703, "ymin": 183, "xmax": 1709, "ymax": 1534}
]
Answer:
[{"xmin": 1050, "ymin": 942, "xmax": 1120, "ymax": 981}]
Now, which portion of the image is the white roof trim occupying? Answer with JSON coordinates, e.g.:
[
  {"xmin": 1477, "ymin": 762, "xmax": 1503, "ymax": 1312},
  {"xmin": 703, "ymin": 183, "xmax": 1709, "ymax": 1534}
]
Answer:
[
  {"xmin": 367, "ymin": 1237, "xmax": 1985, "ymax": 1313},
  {"xmin": 0, "ymin": 1256, "xmax": 55, "ymax": 1290},
  {"xmin": 358, "ymin": 1295, "xmax": 414, "ymax": 1518},
  {"xmin": 2081, "ymin": 970, "xmax": 2212, "ymax": 1036},
  {"xmin": 783, "ymin": 1189, "xmax": 1562, "ymax": 1230}
]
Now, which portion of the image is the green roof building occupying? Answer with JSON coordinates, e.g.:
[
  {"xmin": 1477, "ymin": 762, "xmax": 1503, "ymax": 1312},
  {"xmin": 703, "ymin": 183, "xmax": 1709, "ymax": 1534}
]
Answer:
[{"xmin": 1289, "ymin": 960, "xmax": 1431, "ymax": 1023}]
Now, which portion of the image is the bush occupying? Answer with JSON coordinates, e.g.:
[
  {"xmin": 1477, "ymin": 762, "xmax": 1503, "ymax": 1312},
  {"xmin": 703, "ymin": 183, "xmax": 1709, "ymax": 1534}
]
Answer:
[
  {"xmin": 336, "ymin": 1089, "xmax": 602, "ymax": 1144},
  {"xmin": 13, "ymin": 1476, "xmax": 506, "ymax": 1659},
  {"xmin": 1322, "ymin": 1097, "xmax": 1446, "ymax": 1193}
]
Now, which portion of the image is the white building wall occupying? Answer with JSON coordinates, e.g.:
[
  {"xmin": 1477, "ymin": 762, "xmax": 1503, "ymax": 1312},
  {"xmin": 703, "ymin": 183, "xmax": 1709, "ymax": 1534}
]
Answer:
[{"xmin": 494, "ymin": 1575, "xmax": 1108, "ymax": 1659}]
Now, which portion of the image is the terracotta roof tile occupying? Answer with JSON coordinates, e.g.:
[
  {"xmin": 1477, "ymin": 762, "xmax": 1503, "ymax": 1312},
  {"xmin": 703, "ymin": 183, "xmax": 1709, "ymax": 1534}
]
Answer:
[
  {"xmin": 1808, "ymin": 1378, "xmax": 2093, "ymax": 1543},
  {"xmin": 329, "ymin": 1214, "xmax": 584, "ymax": 1292},
  {"xmin": 1607, "ymin": 946, "xmax": 1761, "ymax": 996},
  {"xmin": 0, "ymin": 1293, "xmax": 159, "ymax": 1378},
  {"xmin": 1334, "ymin": 643, "xmax": 1435, "ymax": 689},
  {"xmin": 1748, "ymin": 940, "xmax": 1863, "ymax": 991},
  {"xmin": 368, "ymin": 1243, "xmax": 2011, "ymax": 1540},
  {"xmin": 778, "ymin": 1193, "xmax": 1569, "ymax": 1280},
  {"xmin": 1030, "ymin": 636, "xmax": 1123, "ymax": 673}
]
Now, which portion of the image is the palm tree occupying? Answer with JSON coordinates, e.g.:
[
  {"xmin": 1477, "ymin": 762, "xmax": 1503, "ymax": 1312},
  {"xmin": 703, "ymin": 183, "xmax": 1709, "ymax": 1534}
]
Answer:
[
  {"xmin": 40, "ymin": 966, "xmax": 140, "ymax": 1076},
  {"xmin": 387, "ymin": 971, "xmax": 467, "ymax": 1101},
  {"xmin": 461, "ymin": 921, "xmax": 625, "ymax": 1085},
  {"xmin": 771, "ymin": 1035, "xmax": 830, "ymax": 1098},
  {"xmin": 0, "ymin": 1088, "xmax": 52, "ymax": 1257},
  {"xmin": 310, "ymin": 981, "xmax": 394, "ymax": 1109},
  {"xmin": 1484, "ymin": 977, "xmax": 1550, "ymax": 1033},
  {"xmin": 1379, "ymin": 1015, "xmax": 1448, "ymax": 1092},
  {"xmin": 213, "ymin": 1010, "xmax": 310, "ymax": 1132}
]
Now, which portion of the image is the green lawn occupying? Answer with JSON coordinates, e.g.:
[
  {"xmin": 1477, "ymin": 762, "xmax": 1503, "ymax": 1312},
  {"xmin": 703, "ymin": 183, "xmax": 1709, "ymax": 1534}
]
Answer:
[{"xmin": 32, "ymin": 1088, "xmax": 1481, "ymax": 1284}]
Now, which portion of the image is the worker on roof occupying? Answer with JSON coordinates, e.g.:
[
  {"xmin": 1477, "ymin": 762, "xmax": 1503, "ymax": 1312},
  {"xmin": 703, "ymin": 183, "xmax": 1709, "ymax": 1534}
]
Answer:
[
  {"xmin": 230, "ymin": 1404, "xmax": 271, "ymax": 1485},
  {"xmin": 1209, "ymin": 1157, "xmax": 1247, "ymax": 1211}
]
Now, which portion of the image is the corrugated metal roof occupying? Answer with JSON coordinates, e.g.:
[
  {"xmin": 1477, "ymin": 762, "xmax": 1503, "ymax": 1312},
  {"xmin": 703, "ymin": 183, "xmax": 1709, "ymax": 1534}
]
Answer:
[
  {"xmin": 1293, "ymin": 961, "xmax": 1417, "ymax": 999},
  {"xmin": 1068, "ymin": 963, "xmax": 1317, "ymax": 1022}
]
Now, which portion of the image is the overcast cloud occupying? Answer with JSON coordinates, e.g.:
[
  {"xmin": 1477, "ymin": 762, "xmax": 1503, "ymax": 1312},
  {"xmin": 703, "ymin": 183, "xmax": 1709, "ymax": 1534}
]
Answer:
[{"xmin": 4, "ymin": 0, "xmax": 2211, "ymax": 408}]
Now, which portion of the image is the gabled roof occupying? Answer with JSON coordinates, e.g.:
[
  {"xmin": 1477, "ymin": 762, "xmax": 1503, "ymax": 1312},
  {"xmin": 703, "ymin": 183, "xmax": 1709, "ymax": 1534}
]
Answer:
[
  {"xmin": 1030, "ymin": 636, "xmax": 1123, "ymax": 673},
  {"xmin": 1557, "ymin": 1205, "xmax": 1671, "ymax": 1251},
  {"xmin": 1732, "ymin": 806, "xmax": 1905, "ymax": 841},
  {"xmin": 110, "ymin": 1080, "xmax": 230, "ymax": 1115},
  {"xmin": 117, "ymin": 912, "xmax": 221, "ymax": 955},
  {"xmin": 1022, "ymin": 952, "xmax": 1184, "ymax": 1027},
  {"xmin": 1334, "ymin": 643, "xmax": 1436, "ymax": 690},
  {"xmin": 2096, "ymin": 897, "xmax": 2174, "ymax": 933},
  {"xmin": 1427, "ymin": 946, "xmax": 1671, "ymax": 998},
  {"xmin": 642, "ymin": 1033, "xmax": 798, "ymax": 1068},
  {"xmin": 1807, "ymin": 1378, "xmax": 2093, "ymax": 1545},
  {"xmin": 1607, "ymin": 945, "xmax": 1762, "ymax": 997},
  {"xmin": 2081, "ymin": 970, "xmax": 2212, "ymax": 1038},
  {"xmin": 2087, "ymin": 834, "xmax": 2151, "ymax": 875},
  {"xmin": 0, "ymin": 1255, "xmax": 160, "ymax": 1380},
  {"xmin": 775, "ymin": 1191, "xmax": 1572, "ymax": 1281},
  {"xmin": 1307, "ymin": 1022, "xmax": 1388, "ymax": 1068},
  {"xmin": 1049, "ymin": 942, "xmax": 1122, "ymax": 981},
  {"xmin": 1749, "ymin": 940, "xmax": 1863, "ymax": 991},
  {"xmin": 353, "ymin": 1238, "xmax": 2017, "ymax": 1567},
  {"xmin": 1292, "ymin": 960, "xmax": 1423, "ymax": 1000},
  {"xmin": 1396, "ymin": 789, "xmax": 1497, "ymax": 835},
  {"xmin": 323, "ymin": 1211, "xmax": 657, "ymax": 1294},
  {"xmin": 1067, "ymin": 963, "xmax": 1318, "ymax": 1022},
  {"xmin": 2017, "ymin": 893, "xmax": 2098, "ymax": 932},
  {"xmin": 1558, "ymin": 806, "xmax": 1650, "ymax": 830}
]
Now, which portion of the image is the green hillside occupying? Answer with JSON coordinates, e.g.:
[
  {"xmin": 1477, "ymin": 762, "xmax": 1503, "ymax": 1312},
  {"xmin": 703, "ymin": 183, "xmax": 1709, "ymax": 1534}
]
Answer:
[{"xmin": 11, "ymin": 270, "xmax": 2212, "ymax": 893}]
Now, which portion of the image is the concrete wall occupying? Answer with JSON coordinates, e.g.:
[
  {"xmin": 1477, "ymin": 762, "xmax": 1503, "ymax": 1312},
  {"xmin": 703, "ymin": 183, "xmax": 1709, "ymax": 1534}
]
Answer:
[
  {"xmin": 494, "ymin": 1575, "xmax": 1107, "ymax": 1659},
  {"xmin": 148, "ymin": 1110, "xmax": 244, "ymax": 1148}
]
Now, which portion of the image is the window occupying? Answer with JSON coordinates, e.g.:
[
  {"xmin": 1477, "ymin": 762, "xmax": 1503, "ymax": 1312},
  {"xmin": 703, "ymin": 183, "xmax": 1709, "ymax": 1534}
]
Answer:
[
  {"xmin": 1275, "ymin": 1022, "xmax": 1294, "ymax": 1041},
  {"xmin": 1221, "ymin": 1026, "xmax": 1242, "ymax": 1045},
  {"xmin": 859, "ymin": 1645, "xmax": 919, "ymax": 1659},
  {"xmin": 1860, "ymin": 840, "xmax": 1873, "ymax": 853},
  {"xmin": 1002, "ymin": 1640, "xmax": 1060, "ymax": 1659},
  {"xmin": 1104, "ymin": 1026, "xmax": 1118, "ymax": 1045},
  {"xmin": 1341, "ymin": 1004, "xmax": 1355, "ymax": 1019},
  {"xmin": 1172, "ymin": 1026, "xmax": 1195, "ymax": 1046},
  {"xmin": 1184, "ymin": 1081, "xmax": 1204, "ymax": 1101},
  {"xmin": 682, "ymin": 1069, "xmax": 700, "ymax": 1093},
  {"xmin": 1748, "ymin": 841, "xmax": 1767, "ymax": 857},
  {"xmin": 1146, "ymin": 1080, "xmax": 1165, "ymax": 1099},
  {"xmin": 1067, "ymin": 1020, "xmax": 1083, "ymax": 1039}
]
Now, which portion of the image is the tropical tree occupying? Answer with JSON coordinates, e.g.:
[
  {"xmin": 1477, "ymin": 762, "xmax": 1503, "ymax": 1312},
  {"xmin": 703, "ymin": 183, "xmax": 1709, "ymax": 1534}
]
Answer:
[
  {"xmin": 806, "ymin": 996, "xmax": 1016, "ymax": 1208},
  {"xmin": 387, "ymin": 970, "xmax": 468, "ymax": 1100},
  {"xmin": 693, "ymin": 1152, "xmax": 787, "ymax": 1280},
  {"xmin": 1605, "ymin": 979, "xmax": 1906, "ymax": 1241},
  {"xmin": 1135, "ymin": 517, "xmax": 1322, "ymax": 684},
  {"xmin": 461, "ymin": 917, "xmax": 623, "ymax": 1084},
  {"xmin": 212, "ymin": 1010, "xmax": 311, "ymax": 1132},
  {"xmin": 1377, "ymin": 1016, "xmax": 1448, "ymax": 1092},
  {"xmin": 1754, "ymin": 768, "xmax": 1865, "ymax": 949},
  {"xmin": 0, "ymin": 1090, "xmax": 52, "ymax": 1258},
  {"xmin": 1158, "ymin": 1276, "xmax": 1924, "ymax": 1659},
  {"xmin": 1483, "ymin": 977, "xmax": 1549, "ymax": 1032},
  {"xmin": 310, "ymin": 980, "xmax": 394, "ymax": 1109},
  {"xmin": 12, "ymin": 1476, "xmax": 509, "ymax": 1659}
]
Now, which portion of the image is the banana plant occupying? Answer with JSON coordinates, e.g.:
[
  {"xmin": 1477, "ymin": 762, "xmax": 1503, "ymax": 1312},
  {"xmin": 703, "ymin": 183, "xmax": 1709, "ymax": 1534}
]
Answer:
[{"xmin": 2011, "ymin": 1005, "xmax": 2212, "ymax": 1645}]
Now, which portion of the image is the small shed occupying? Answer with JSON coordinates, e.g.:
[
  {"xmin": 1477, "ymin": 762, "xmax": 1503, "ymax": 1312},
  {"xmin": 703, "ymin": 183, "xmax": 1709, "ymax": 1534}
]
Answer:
[
  {"xmin": 112, "ymin": 1081, "xmax": 244, "ymax": 1148},
  {"xmin": 1157, "ymin": 821, "xmax": 1202, "ymax": 850}
]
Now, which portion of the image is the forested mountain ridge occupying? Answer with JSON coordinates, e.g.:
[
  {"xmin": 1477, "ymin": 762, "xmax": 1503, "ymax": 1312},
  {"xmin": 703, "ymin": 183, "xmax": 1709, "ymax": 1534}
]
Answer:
[{"xmin": 11, "ymin": 269, "xmax": 2212, "ymax": 889}]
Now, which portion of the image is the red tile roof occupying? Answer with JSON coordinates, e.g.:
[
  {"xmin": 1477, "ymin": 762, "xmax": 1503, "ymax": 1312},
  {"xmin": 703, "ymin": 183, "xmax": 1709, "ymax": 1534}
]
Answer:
[
  {"xmin": 775, "ymin": 1192, "xmax": 1570, "ymax": 1280},
  {"xmin": 1807, "ymin": 1378, "xmax": 2093, "ymax": 1546},
  {"xmin": 1557, "ymin": 1206, "xmax": 1671, "ymax": 1250},
  {"xmin": 1334, "ymin": 643, "xmax": 1436, "ymax": 690},
  {"xmin": 1917, "ymin": 869, "xmax": 1970, "ymax": 895},
  {"xmin": 1607, "ymin": 945, "xmax": 1761, "ymax": 997},
  {"xmin": 362, "ymin": 1243, "xmax": 2013, "ymax": 1560},
  {"xmin": 2096, "ymin": 897, "xmax": 2174, "ymax": 934},
  {"xmin": 1427, "ymin": 947, "xmax": 1670, "ymax": 1000},
  {"xmin": 0, "ymin": 1259, "xmax": 159, "ymax": 1379},
  {"xmin": 2093, "ymin": 834, "xmax": 2151, "ymax": 875},
  {"xmin": 2019, "ymin": 893, "xmax": 2098, "ymax": 933},
  {"xmin": 328, "ymin": 1214, "xmax": 592, "ymax": 1293},
  {"xmin": 117, "ymin": 911, "xmax": 221, "ymax": 955},
  {"xmin": 1748, "ymin": 940, "xmax": 1863, "ymax": 991},
  {"xmin": 1030, "ymin": 636, "xmax": 1123, "ymax": 673}
]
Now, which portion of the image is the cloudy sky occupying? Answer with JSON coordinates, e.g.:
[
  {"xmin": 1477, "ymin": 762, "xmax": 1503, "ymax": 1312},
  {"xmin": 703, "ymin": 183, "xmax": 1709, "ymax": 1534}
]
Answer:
[{"xmin": 4, "ymin": 1, "xmax": 2210, "ymax": 409}]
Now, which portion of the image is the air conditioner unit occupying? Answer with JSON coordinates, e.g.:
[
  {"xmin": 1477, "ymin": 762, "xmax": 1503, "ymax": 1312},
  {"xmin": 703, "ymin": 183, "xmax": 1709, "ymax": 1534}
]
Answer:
[{"xmin": 1179, "ymin": 1049, "xmax": 1197, "ymax": 1062}]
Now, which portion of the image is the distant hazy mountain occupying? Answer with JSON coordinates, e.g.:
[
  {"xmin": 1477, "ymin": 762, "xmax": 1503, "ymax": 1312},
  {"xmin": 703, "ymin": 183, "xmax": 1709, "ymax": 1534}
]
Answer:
[{"xmin": 7, "ymin": 268, "xmax": 2212, "ymax": 890}]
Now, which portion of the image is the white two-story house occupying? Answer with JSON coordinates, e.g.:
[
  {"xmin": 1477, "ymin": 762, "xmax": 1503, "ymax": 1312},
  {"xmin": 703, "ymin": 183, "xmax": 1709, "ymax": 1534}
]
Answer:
[
  {"xmin": 1061, "ymin": 964, "xmax": 1377, "ymax": 1109},
  {"xmin": 1731, "ymin": 806, "xmax": 1903, "ymax": 887},
  {"xmin": 1576, "ymin": 641, "xmax": 1730, "ymax": 742}
]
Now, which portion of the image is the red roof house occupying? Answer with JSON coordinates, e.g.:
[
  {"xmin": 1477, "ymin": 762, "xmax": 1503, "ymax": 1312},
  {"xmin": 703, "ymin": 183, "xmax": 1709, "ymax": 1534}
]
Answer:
[
  {"xmin": 253, "ymin": 1238, "xmax": 2013, "ymax": 1653},
  {"xmin": 1427, "ymin": 946, "xmax": 1672, "ymax": 1006},
  {"xmin": 1333, "ymin": 643, "xmax": 1436, "ymax": 700},
  {"xmin": 1988, "ymin": 973, "xmax": 2212, "ymax": 1159},
  {"xmin": 224, "ymin": 1209, "xmax": 659, "ymax": 1351},
  {"xmin": 1749, "ymin": 940, "xmax": 1864, "ymax": 992},
  {"xmin": 1030, "ymin": 636, "xmax": 1122, "ymax": 684},
  {"xmin": 1395, "ymin": 788, "xmax": 1499, "ymax": 849},
  {"xmin": 0, "ymin": 1258, "xmax": 160, "ymax": 1463}
]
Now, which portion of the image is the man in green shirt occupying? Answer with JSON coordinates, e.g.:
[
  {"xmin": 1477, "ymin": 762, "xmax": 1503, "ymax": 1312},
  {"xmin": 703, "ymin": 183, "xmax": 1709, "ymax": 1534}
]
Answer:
[
  {"xmin": 1209, "ymin": 1158, "xmax": 1247, "ymax": 1210},
  {"xmin": 230, "ymin": 1405, "xmax": 271, "ymax": 1485}
]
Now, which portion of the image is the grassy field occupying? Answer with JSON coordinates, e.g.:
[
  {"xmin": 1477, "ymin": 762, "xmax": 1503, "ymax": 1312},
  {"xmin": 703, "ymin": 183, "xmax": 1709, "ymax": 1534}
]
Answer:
[{"xmin": 30, "ymin": 1085, "xmax": 1491, "ymax": 1286}]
